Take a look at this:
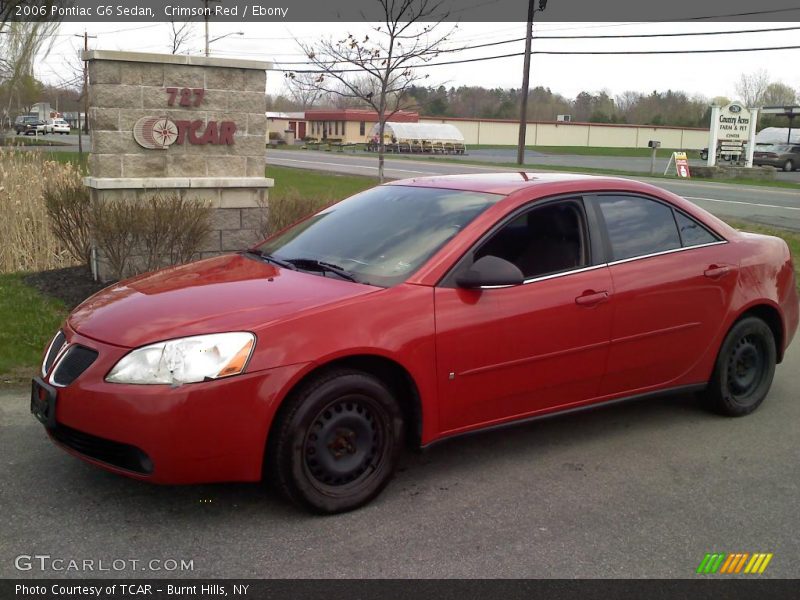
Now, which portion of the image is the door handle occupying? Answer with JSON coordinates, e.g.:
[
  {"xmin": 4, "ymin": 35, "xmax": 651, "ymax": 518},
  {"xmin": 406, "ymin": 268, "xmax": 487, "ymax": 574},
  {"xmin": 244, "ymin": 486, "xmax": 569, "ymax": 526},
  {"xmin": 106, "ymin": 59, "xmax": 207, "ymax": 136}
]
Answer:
[
  {"xmin": 704, "ymin": 264, "xmax": 732, "ymax": 279},
  {"xmin": 575, "ymin": 290, "xmax": 609, "ymax": 307}
]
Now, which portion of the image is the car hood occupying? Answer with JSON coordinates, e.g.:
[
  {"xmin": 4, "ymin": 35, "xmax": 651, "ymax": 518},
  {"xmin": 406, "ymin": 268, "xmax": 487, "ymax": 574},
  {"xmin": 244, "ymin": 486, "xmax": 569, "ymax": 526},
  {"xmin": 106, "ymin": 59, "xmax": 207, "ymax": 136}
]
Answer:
[{"xmin": 68, "ymin": 253, "xmax": 379, "ymax": 348}]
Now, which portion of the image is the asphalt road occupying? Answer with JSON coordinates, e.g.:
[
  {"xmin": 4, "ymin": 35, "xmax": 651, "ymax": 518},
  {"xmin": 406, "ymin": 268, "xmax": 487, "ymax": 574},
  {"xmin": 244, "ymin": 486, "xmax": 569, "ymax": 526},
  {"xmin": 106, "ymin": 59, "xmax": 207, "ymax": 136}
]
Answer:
[
  {"xmin": 2, "ymin": 337, "xmax": 799, "ymax": 579},
  {"xmin": 441, "ymin": 147, "xmax": 800, "ymax": 184},
  {"xmin": 267, "ymin": 149, "xmax": 800, "ymax": 230}
]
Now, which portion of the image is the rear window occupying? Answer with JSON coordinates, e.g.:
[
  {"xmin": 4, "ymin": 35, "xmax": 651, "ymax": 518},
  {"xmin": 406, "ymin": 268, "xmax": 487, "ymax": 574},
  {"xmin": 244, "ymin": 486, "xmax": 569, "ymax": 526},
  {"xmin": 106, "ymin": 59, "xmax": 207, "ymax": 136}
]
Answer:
[{"xmin": 674, "ymin": 211, "xmax": 719, "ymax": 247}]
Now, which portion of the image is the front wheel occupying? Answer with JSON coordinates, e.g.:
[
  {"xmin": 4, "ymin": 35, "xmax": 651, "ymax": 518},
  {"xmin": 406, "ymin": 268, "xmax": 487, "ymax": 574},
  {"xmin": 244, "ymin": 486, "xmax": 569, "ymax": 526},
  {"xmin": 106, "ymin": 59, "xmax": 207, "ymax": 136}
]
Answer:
[
  {"xmin": 783, "ymin": 160, "xmax": 794, "ymax": 172},
  {"xmin": 703, "ymin": 317, "xmax": 776, "ymax": 417},
  {"xmin": 268, "ymin": 369, "xmax": 403, "ymax": 513}
]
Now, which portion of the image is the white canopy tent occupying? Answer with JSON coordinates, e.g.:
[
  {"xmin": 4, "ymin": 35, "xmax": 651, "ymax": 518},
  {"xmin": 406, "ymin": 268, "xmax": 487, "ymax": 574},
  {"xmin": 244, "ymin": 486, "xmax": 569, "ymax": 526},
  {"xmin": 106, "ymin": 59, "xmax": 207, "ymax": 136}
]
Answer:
[
  {"xmin": 756, "ymin": 127, "xmax": 800, "ymax": 145},
  {"xmin": 370, "ymin": 122, "xmax": 464, "ymax": 142}
]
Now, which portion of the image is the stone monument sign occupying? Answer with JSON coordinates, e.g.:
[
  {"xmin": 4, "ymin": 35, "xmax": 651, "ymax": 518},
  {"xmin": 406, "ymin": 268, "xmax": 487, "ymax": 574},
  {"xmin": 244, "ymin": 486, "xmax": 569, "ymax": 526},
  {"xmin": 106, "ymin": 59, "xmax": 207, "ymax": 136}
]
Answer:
[{"xmin": 82, "ymin": 50, "xmax": 273, "ymax": 281}]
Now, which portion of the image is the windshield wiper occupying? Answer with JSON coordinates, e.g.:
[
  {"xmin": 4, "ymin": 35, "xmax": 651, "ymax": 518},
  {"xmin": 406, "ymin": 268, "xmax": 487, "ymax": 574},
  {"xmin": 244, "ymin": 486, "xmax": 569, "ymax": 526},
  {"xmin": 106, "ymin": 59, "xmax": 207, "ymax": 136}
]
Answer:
[
  {"xmin": 243, "ymin": 248, "xmax": 297, "ymax": 270},
  {"xmin": 285, "ymin": 258, "xmax": 360, "ymax": 283}
]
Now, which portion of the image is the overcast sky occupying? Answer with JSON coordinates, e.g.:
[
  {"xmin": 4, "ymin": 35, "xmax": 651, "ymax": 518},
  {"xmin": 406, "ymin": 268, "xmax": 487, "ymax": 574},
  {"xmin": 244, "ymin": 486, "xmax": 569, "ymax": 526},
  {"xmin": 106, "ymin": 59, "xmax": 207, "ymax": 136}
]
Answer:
[{"xmin": 38, "ymin": 21, "xmax": 800, "ymax": 102}]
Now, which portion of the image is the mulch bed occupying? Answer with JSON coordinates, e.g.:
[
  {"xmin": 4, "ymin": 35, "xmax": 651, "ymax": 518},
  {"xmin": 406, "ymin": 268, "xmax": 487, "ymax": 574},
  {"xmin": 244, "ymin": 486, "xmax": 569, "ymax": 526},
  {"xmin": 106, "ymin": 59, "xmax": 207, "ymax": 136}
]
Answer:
[{"xmin": 24, "ymin": 266, "xmax": 112, "ymax": 310}]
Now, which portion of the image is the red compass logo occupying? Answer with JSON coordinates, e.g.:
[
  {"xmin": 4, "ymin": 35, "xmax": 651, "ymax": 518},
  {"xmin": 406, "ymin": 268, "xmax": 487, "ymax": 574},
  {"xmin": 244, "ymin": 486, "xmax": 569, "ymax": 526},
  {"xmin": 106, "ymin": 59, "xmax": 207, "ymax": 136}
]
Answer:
[{"xmin": 133, "ymin": 116, "xmax": 179, "ymax": 150}]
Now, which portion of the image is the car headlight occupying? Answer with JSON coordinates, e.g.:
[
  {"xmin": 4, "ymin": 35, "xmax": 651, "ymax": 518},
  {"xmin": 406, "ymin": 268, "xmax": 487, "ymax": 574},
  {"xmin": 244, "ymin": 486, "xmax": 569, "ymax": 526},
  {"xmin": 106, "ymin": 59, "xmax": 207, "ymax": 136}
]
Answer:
[{"xmin": 106, "ymin": 332, "xmax": 256, "ymax": 385}]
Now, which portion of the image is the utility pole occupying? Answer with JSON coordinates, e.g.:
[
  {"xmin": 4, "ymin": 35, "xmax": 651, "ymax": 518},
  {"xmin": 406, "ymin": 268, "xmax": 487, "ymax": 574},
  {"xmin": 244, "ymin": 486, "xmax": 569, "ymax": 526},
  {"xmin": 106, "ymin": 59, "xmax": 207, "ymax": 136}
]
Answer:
[
  {"xmin": 203, "ymin": 0, "xmax": 223, "ymax": 56},
  {"xmin": 74, "ymin": 30, "xmax": 96, "ymax": 154},
  {"xmin": 516, "ymin": 0, "xmax": 547, "ymax": 166},
  {"xmin": 204, "ymin": 0, "xmax": 210, "ymax": 57}
]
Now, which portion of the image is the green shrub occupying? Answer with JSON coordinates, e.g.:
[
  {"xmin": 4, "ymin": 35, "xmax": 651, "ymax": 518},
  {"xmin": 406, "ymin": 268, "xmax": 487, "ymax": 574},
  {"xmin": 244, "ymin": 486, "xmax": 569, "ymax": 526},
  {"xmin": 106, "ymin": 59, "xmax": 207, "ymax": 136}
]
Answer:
[
  {"xmin": 265, "ymin": 187, "xmax": 331, "ymax": 237},
  {"xmin": 43, "ymin": 174, "xmax": 92, "ymax": 266},
  {"xmin": 90, "ymin": 193, "xmax": 212, "ymax": 280}
]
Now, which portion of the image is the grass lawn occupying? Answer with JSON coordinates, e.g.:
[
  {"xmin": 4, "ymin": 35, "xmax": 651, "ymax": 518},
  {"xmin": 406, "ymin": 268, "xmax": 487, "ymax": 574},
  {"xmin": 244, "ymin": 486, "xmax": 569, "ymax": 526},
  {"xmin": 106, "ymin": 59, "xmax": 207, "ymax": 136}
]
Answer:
[
  {"xmin": 0, "ymin": 136, "xmax": 72, "ymax": 147},
  {"xmin": 266, "ymin": 165, "xmax": 376, "ymax": 200},
  {"xmin": 0, "ymin": 274, "xmax": 67, "ymax": 381},
  {"xmin": 43, "ymin": 151, "xmax": 88, "ymax": 171}
]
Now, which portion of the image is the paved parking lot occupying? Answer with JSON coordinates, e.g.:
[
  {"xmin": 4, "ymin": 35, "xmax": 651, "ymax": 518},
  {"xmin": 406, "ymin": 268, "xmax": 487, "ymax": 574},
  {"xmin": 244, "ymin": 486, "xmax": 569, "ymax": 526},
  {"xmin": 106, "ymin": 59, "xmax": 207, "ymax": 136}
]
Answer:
[{"xmin": 1, "ymin": 339, "xmax": 798, "ymax": 579}]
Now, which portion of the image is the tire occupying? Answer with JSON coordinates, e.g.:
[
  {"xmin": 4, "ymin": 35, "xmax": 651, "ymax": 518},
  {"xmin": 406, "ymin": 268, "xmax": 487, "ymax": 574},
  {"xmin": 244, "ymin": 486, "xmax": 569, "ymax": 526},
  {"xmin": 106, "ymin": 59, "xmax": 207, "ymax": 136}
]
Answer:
[
  {"xmin": 268, "ymin": 369, "xmax": 404, "ymax": 513},
  {"xmin": 703, "ymin": 316, "xmax": 776, "ymax": 417},
  {"xmin": 783, "ymin": 160, "xmax": 794, "ymax": 172}
]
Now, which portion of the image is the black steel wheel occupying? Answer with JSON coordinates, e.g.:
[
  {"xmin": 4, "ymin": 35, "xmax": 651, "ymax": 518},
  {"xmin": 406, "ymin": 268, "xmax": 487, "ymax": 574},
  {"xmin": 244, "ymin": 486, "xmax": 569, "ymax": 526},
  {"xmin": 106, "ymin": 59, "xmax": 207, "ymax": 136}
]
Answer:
[
  {"xmin": 703, "ymin": 316, "xmax": 776, "ymax": 416},
  {"xmin": 268, "ymin": 369, "xmax": 403, "ymax": 513}
]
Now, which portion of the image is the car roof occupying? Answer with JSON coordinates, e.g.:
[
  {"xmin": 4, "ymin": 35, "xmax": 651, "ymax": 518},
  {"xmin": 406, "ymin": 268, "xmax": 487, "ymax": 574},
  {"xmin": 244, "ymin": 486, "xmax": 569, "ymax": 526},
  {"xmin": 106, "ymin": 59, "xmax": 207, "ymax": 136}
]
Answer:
[{"xmin": 386, "ymin": 171, "xmax": 649, "ymax": 196}]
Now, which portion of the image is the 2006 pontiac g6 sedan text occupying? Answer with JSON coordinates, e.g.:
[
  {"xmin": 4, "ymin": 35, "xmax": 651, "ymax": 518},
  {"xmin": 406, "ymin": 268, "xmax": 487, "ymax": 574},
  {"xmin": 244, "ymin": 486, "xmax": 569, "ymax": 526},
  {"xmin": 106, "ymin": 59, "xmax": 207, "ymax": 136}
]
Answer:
[{"xmin": 32, "ymin": 173, "xmax": 798, "ymax": 513}]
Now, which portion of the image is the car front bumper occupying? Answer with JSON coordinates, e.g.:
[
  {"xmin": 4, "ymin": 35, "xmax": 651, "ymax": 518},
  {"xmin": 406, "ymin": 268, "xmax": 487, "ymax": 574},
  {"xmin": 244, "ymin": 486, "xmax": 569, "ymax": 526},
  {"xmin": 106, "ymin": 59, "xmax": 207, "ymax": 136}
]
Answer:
[{"xmin": 35, "ymin": 325, "xmax": 308, "ymax": 484}]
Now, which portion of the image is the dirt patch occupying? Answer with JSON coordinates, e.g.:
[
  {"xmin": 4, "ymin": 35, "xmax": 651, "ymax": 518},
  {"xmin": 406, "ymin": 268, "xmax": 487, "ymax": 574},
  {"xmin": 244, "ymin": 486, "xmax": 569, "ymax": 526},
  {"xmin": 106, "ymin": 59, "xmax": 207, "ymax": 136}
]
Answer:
[{"xmin": 24, "ymin": 265, "xmax": 112, "ymax": 310}]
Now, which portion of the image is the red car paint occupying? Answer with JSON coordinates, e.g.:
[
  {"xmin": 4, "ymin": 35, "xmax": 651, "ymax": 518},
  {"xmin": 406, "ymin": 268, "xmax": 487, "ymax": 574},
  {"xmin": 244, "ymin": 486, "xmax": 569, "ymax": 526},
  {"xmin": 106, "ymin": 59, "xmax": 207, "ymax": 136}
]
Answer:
[{"xmin": 40, "ymin": 173, "xmax": 798, "ymax": 484}]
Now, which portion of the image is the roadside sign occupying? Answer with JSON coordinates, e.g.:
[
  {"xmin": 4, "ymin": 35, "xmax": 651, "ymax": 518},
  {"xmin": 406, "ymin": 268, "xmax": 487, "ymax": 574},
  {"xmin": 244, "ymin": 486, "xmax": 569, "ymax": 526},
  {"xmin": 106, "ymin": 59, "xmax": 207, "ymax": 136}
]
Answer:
[
  {"xmin": 673, "ymin": 151, "xmax": 691, "ymax": 178},
  {"xmin": 720, "ymin": 142, "xmax": 744, "ymax": 155},
  {"xmin": 716, "ymin": 103, "xmax": 751, "ymax": 143}
]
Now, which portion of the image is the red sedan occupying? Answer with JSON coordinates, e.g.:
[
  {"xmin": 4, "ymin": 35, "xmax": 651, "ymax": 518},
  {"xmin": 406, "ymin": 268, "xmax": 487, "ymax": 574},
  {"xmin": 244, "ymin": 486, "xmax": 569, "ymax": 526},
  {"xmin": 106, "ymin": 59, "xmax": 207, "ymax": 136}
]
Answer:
[{"xmin": 32, "ymin": 173, "xmax": 798, "ymax": 513}]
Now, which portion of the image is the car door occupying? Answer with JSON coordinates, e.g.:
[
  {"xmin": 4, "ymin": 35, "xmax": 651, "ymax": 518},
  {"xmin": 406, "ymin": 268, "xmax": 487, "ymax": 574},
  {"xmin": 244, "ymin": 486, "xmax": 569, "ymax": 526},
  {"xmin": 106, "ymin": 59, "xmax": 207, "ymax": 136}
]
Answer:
[
  {"xmin": 589, "ymin": 193, "xmax": 739, "ymax": 396},
  {"xmin": 434, "ymin": 197, "xmax": 614, "ymax": 434}
]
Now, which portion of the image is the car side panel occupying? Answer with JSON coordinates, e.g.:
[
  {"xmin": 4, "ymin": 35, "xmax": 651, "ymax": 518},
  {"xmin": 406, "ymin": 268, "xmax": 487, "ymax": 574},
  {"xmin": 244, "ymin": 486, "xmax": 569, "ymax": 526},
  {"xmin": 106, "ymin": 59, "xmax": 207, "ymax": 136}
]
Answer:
[
  {"xmin": 600, "ymin": 242, "xmax": 740, "ymax": 395},
  {"xmin": 251, "ymin": 283, "xmax": 441, "ymax": 443},
  {"xmin": 433, "ymin": 268, "xmax": 613, "ymax": 433}
]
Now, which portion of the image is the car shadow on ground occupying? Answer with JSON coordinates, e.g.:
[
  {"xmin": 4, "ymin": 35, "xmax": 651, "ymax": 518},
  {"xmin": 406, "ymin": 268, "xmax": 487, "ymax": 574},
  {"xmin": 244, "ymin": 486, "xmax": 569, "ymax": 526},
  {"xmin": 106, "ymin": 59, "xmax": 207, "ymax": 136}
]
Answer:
[{"xmin": 42, "ymin": 390, "xmax": 710, "ymax": 520}]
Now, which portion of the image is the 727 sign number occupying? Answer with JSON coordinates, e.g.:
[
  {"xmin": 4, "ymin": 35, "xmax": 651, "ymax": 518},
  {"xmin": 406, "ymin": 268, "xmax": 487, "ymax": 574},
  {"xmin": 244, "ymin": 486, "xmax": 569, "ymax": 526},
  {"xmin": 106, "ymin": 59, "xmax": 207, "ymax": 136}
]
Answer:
[{"xmin": 166, "ymin": 87, "xmax": 205, "ymax": 107}]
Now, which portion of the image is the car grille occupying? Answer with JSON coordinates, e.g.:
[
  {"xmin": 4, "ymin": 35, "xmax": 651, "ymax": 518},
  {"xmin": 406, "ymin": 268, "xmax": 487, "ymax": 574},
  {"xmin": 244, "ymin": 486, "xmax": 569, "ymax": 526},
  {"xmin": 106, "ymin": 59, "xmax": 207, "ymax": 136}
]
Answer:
[
  {"xmin": 51, "ymin": 424, "xmax": 153, "ymax": 475},
  {"xmin": 52, "ymin": 346, "xmax": 98, "ymax": 387},
  {"xmin": 43, "ymin": 331, "xmax": 67, "ymax": 375}
]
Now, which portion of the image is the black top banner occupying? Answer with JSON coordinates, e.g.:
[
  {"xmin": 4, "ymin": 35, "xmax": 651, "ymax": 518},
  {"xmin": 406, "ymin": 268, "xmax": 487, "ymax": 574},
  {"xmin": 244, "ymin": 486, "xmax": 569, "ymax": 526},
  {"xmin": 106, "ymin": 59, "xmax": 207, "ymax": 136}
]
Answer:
[{"xmin": 2, "ymin": 0, "xmax": 800, "ymax": 22}]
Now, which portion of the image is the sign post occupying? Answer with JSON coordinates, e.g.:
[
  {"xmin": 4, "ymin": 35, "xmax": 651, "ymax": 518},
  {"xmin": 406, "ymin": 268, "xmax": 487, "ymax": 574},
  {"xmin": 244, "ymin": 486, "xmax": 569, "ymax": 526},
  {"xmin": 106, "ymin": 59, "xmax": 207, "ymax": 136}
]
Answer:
[
  {"xmin": 745, "ymin": 107, "xmax": 759, "ymax": 168},
  {"xmin": 706, "ymin": 105, "xmax": 720, "ymax": 167},
  {"xmin": 648, "ymin": 140, "xmax": 660, "ymax": 175},
  {"xmin": 708, "ymin": 101, "xmax": 753, "ymax": 167}
]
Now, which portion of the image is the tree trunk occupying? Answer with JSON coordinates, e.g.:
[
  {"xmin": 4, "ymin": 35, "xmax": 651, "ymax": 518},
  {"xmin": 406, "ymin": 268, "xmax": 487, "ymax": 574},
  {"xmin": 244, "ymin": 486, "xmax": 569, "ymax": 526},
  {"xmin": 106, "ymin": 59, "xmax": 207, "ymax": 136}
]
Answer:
[{"xmin": 377, "ymin": 96, "xmax": 387, "ymax": 183}]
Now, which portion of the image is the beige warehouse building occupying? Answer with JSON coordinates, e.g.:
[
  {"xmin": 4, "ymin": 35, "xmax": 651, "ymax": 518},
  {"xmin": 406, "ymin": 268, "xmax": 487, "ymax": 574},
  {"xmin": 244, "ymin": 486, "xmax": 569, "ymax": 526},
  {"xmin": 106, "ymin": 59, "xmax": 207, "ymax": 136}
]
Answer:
[{"xmin": 267, "ymin": 108, "xmax": 709, "ymax": 150}]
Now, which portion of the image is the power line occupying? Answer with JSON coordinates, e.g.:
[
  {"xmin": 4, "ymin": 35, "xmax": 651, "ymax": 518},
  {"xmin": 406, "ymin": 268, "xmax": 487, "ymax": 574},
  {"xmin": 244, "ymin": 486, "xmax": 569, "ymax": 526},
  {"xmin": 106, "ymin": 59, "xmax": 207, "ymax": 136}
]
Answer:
[
  {"xmin": 257, "ymin": 25, "xmax": 800, "ymax": 66},
  {"xmin": 683, "ymin": 7, "xmax": 800, "ymax": 19},
  {"xmin": 271, "ymin": 44, "xmax": 800, "ymax": 73},
  {"xmin": 533, "ymin": 24, "xmax": 800, "ymax": 39}
]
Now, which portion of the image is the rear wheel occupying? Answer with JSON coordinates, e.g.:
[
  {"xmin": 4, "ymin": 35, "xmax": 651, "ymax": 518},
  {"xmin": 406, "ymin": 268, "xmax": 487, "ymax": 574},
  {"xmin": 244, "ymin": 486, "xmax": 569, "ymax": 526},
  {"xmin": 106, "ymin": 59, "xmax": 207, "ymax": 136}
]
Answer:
[
  {"xmin": 703, "ymin": 316, "xmax": 776, "ymax": 416},
  {"xmin": 268, "ymin": 369, "xmax": 403, "ymax": 513},
  {"xmin": 783, "ymin": 159, "xmax": 794, "ymax": 172}
]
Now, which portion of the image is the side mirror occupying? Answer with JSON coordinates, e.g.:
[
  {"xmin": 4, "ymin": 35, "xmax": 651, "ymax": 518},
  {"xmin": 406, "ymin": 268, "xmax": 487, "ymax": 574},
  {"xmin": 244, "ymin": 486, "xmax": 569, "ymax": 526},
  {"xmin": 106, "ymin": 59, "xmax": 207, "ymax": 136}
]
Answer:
[{"xmin": 456, "ymin": 255, "xmax": 524, "ymax": 289}]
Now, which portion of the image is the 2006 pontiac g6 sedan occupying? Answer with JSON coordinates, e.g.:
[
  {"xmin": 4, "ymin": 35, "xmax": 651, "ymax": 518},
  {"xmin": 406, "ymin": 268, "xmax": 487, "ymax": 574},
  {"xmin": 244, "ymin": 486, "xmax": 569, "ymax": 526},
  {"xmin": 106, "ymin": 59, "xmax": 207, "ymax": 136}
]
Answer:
[{"xmin": 32, "ymin": 173, "xmax": 798, "ymax": 513}]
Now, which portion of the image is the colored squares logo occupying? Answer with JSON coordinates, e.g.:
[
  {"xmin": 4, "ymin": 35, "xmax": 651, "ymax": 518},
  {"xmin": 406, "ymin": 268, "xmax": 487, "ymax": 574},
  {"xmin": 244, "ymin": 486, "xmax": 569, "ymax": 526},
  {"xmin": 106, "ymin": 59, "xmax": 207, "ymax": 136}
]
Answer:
[{"xmin": 697, "ymin": 553, "xmax": 773, "ymax": 574}]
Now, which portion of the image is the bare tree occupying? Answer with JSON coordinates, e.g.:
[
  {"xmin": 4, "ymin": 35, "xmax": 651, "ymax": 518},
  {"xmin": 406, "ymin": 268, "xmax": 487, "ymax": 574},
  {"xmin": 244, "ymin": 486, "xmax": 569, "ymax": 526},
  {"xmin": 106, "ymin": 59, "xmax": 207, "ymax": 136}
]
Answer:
[
  {"xmin": 735, "ymin": 70, "xmax": 770, "ymax": 108},
  {"xmin": 761, "ymin": 82, "xmax": 797, "ymax": 107},
  {"xmin": 290, "ymin": 0, "xmax": 455, "ymax": 182},
  {"xmin": 283, "ymin": 71, "xmax": 326, "ymax": 109},
  {"xmin": 169, "ymin": 20, "xmax": 194, "ymax": 55},
  {"xmin": 0, "ymin": 21, "xmax": 58, "ymax": 128}
]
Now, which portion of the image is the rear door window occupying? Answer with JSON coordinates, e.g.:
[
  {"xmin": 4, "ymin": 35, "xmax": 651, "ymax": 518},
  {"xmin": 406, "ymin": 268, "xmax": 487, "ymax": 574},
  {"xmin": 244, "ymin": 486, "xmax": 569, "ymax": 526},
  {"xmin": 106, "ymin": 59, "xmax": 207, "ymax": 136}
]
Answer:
[{"xmin": 596, "ymin": 195, "xmax": 681, "ymax": 261}]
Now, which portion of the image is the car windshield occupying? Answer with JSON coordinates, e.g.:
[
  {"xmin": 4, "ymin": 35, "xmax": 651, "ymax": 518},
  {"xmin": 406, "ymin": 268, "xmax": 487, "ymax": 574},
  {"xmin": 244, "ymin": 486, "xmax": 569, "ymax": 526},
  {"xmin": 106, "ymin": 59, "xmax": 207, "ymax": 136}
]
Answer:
[
  {"xmin": 256, "ymin": 185, "xmax": 503, "ymax": 287},
  {"xmin": 759, "ymin": 145, "xmax": 791, "ymax": 152}
]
